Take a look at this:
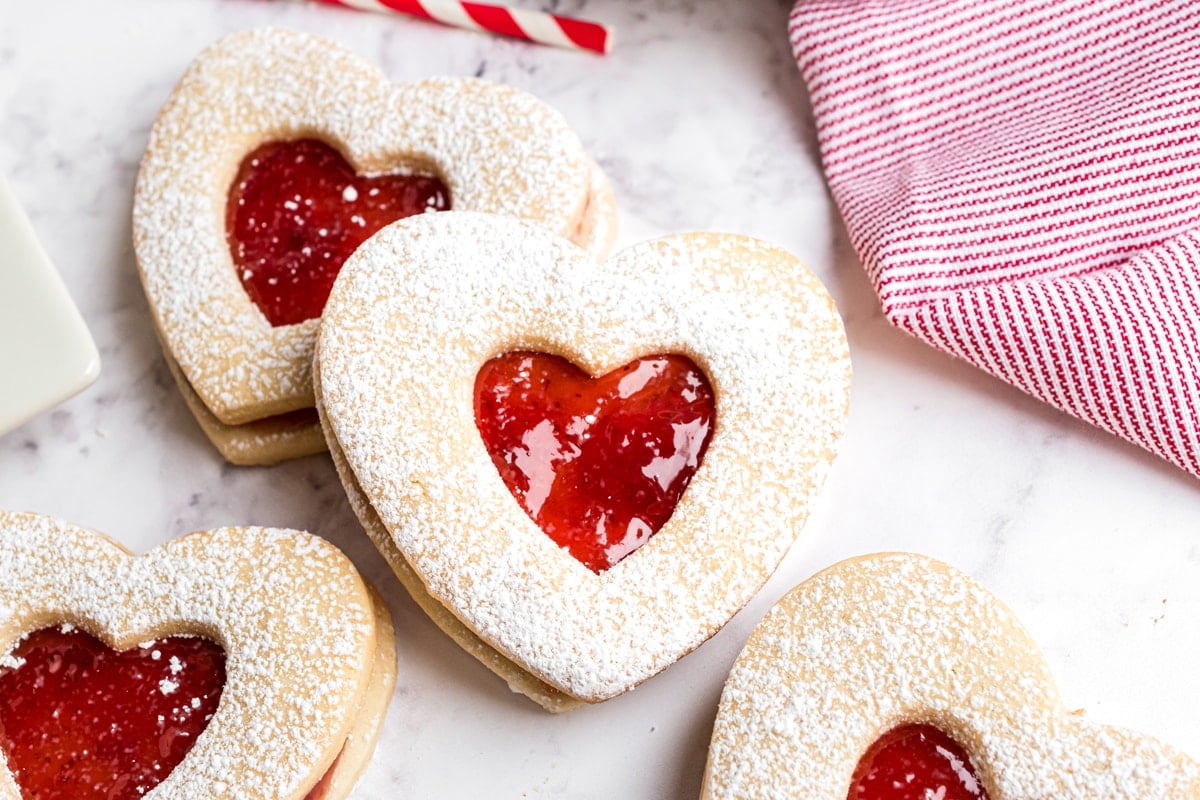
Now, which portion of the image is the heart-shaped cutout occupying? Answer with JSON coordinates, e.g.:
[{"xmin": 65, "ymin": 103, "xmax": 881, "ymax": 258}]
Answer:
[
  {"xmin": 134, "ymin": 27, "xmax": 617, "ymax": 465},
  {"xmin": 0, "ymin": 626, "xmax": 225, "ymax": 799},
  {"xmin": 702, "ymin": 553, "xmax": 1200, "ymax": 799},
  {"xmin": 228, "ymin": 138, "xmax": 450, "ymax": 327},
  {"xmin": 849, "ymin": 724, "xmax": 986, "ymax": 800},
  {"xmin": 316, "ymin": 212, "xmax": 851, "ymax": 708},
  {"xmin": 0, "ymin": 511, "xmax": 396, "ymax": 800},
  {"xmin": 474, "ymin": 351, "xmax": 715, "ymax": 573}
]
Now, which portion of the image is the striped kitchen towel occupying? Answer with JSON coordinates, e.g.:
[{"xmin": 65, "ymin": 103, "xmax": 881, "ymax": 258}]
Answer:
[{"xmin": 790, "ymin": 0, "xmax": 1200, "ymax": 478}]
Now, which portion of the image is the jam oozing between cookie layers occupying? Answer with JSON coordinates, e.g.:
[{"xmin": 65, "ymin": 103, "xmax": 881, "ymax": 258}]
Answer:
[
  {"xmin": 227, "ymin": 138, "xmax": 451, "ymax": 327},
  {"xmin": 475, "ymin": 352, "xmax": 715, "ymax": 573},
  {"xmin": 0, "ymin": 626, "xmax": 226, "ymax": 800},
  {"xmin": 849, "ymin": 724, "xmax": 989, "ymax": 800}
]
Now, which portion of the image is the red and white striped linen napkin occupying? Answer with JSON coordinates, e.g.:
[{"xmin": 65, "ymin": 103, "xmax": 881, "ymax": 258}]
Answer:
[{"xmin": 790, "ymin": 0, "xmax": 1200, "ymax": 478}]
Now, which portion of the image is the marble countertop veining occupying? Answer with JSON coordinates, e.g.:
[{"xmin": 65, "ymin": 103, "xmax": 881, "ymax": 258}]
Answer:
[{"xmin": 2, "ymin": 1, "xmax": 1199, "ymax": 798}]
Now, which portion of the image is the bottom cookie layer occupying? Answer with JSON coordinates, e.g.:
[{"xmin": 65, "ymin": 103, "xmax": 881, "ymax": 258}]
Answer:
[
  {"xmin": 321, "ymin": 587, "xmax": 398, "ymax": 798},
  {"xmin": 161, "ymin": 347, "xmax": 327, "ymax": 466}
]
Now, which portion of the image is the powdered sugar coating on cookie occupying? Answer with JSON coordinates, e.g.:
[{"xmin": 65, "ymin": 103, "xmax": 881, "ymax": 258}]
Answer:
[
  {"xmin": 134, "ymin": 27, "xmax": 604, "ymax": 427},
  {"xmin": 703, "ymin": 553, "xmax": 1200, "ymax": 800},
  {"xmin": 317, "ymin": 212, "xmax": 852, "ymax": 702},
  {"xmin": 0, "ymin": 511, "xmax": 378, "ymax": 800}
]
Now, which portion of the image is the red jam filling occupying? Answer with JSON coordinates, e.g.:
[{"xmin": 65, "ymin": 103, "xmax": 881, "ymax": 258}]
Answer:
[
  {"xmin": 0, "ymin": 626, "xmax": 226, "ymax": 800},
  {"xmin": 303, "ymin": 752, "xmax": 340, "ymax": 800},
  {"xmin": 226, "ymin": 138, "xmax": 451, "ymax": 327},
  {"xmin": 849, "ymin": 724, "xmax": 989, "ymax": 800},
  {"xmin": 474, "ymin": 352, "xmax": 716, "ymax": 573}
]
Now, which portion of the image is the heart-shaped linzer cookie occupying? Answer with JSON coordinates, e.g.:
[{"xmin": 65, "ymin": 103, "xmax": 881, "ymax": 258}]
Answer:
[
  {"xmin": 0, "ymin": 511, "xmax": 397, "ymax": 800},
  {"xmin": 316, "ymin": 212, "xmax": 852, "ymax": 708},
  {"xmin": 702, "ymin": 553, "xmax": 1200, "ymax": 800},
  {"xmin": 134, "ymin": 27, "xmax": 617, "ymax": 466}
]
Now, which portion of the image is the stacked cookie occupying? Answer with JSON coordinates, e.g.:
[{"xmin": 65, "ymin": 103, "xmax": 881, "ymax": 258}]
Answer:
[
  {"xmin": 134, "ymin": 28, "xmax": 615, "ymax": 466},
  {"xmin": 0, "ymin": 511, "xmax": 395, "ymax": 800}
]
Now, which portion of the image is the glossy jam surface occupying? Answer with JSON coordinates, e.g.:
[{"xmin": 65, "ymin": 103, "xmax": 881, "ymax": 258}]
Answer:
[
  {"xmin": 227, "ymin": 138, "xmax": 451, "ymax": 327},
  {"xmin": 475, "ymin": 352, "xmax": 715, "ymax": 573},
  {"xmin": 849, "ymin": 724, "xmax": 989, "ymax": 800},
  {"xmin": 0, "ymin": 626, "xmax": 226, "ymax": 800}
]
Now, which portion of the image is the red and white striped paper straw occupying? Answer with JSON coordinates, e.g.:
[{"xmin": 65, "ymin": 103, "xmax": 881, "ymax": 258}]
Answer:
[{"xmin": 309, "ymin": 0, "xmax": 613, "ymax": 54}]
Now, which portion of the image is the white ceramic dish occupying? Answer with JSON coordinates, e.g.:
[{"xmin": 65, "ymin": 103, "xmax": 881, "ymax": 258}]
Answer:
[{"xmin": 0, "ymin": 175, "xmax": 100, "ymax": 437}]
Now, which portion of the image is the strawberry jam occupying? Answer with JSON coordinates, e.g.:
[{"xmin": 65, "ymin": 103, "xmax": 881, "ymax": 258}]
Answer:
[
  {"xmin": 474, "ymin": 352, "xmax": 715, "ymax": 573},
  {"xmin": 0, "ymin": 625, "xmax": 226, "ymax": 800},
  {"xmin": 849, "ymin": 724, "xmax": 989, "ymax": 800},
  {"xmin": 227, "ymin": 138, "xmax": 451, "ymax": 327}
]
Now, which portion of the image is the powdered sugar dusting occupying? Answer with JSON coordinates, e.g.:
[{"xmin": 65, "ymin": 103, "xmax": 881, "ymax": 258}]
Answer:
[
  {"xmin": 314, "ymin": 372, "xmax": 581, "ymax": 713},
  {"xmin": 0, "ymin": 511, "xmax": 377, "ymax": 800},
  {"xmin": 317, "ymin": 212, "xmax": 851, "ymax": 702},
  {"xmin": 133, "ymin": 27, "xmax": 600, "ymax": 426},
  {"xmin": 703, "ymin": 553, "xmax": 1200, "ymax": 799}
]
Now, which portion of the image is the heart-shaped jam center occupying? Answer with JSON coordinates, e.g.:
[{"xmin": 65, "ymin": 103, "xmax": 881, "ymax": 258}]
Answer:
[
  {"xmin": 227, "ymin": 138, "xmax": 451, "ymax": 327},
  {"xmin": 849, "ymin": 724, "xmax": 989, "ymax": 800},
  {"xmin": 474, "ymin": 352, "xmax": 716, "ymax": 573},
  {"xmin": 0, "ymin": 626, "xmax": 226, "ymax": 800}
]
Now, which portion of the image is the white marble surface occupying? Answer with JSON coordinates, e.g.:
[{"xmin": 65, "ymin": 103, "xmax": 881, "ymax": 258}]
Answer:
[{"xmin": 2, "ymin": 1, "xmax": 1199, "ymax": 797}]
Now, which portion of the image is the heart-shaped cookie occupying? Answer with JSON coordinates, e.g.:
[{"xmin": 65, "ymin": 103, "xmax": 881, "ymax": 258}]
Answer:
[
  {"xmin": 702, "ymin": 553, "xmax": 1200, "ymax": 799},
  {"xmin": 133, "ymin": 27, "xmax": 616, "ymax": 466},
  {"xmin": 0, "ymin": 511, "xmax": 396, "ymax": 800},
  {"xmin": 315, "ymin": 212, "xmax": 852, "ymax": 709}
]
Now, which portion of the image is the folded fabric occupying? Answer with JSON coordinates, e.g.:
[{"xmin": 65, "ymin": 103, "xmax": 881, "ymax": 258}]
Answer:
[{"xmin": 790, "ymin": 0, "xmax": 1200, "ymax": 478}]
